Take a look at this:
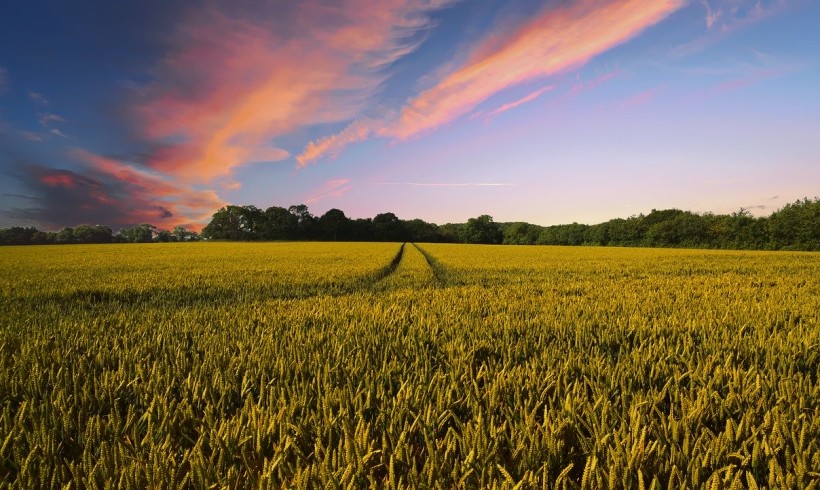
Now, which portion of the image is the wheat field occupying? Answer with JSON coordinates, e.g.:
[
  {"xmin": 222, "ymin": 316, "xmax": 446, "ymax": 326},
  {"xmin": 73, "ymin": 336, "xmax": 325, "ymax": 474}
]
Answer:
[{"xmin": 1, "ymin": 242, "xmax": 818, "ymax": 488}]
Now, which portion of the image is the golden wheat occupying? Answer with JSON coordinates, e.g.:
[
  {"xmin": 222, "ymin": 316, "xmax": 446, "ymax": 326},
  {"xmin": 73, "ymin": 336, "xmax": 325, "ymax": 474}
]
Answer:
[{"xmin": 0, "ymin": 242, "xmax": 818, "ymax": 487}]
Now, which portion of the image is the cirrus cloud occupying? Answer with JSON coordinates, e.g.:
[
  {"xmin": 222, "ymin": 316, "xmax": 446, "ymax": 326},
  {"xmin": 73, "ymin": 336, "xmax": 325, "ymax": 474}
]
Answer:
[
  {"xmin": 305, "ymin": 178, "xmax": 352, "ymax": 204},
  {"xmin": 135, "ymin": 0, "xmax": 456, "ymax": 182},
  {"xmin": 297, "ymin": 0, "xmax": 686, "ymax": 165}
]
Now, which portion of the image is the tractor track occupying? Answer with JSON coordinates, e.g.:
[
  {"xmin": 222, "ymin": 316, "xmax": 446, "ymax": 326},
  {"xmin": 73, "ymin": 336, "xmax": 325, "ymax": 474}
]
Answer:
[{"xmin": 411, "ymin": 243, "xmax": 450, "ymax": 286}]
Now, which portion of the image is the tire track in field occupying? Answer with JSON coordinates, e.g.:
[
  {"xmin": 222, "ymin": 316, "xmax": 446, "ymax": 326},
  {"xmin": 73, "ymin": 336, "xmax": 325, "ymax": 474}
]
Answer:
[
  {"xmin": 412, "ymin": 243, "xmax": 450, "ymax": 286},
  {"xmin": 33, "ymin": 242, "xmax": 413, "ymax": 309},
  {"xmin": 369, "ymin": 242, "xmax": 406, "ymax": 283}
]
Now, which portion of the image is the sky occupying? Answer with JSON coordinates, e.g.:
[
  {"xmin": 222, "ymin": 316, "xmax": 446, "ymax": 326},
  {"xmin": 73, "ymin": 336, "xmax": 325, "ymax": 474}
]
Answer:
[{"xmin": 1, "ymin": 0, "xmax": 818, "ymax": 231}]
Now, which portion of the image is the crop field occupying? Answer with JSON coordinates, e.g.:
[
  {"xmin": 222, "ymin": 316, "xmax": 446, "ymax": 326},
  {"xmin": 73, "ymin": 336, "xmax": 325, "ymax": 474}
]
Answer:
[{"xmin": 1, "ymin": 242, "xmax": 819, "ymax": 488}]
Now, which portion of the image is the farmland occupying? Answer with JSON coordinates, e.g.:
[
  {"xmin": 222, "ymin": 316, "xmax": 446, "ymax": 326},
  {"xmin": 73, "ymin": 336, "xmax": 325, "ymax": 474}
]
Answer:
[{"xmin": 1, "ymin": 243, "xmax": 819, "ymax": 488}]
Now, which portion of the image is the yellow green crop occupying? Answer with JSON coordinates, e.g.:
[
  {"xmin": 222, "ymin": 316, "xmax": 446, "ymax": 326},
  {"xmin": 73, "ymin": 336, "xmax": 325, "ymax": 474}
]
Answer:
[{"xmin": 1, "ymin": 242, "xmax": 818, "ymax": 488}]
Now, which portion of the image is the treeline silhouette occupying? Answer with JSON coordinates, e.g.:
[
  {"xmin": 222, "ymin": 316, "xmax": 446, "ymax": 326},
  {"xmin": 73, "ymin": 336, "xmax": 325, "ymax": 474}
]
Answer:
[
  {"xmin": 2, "ymin": 198, "xmax": 818, "ymax": 250},
  {"xmin": 0, "ymin": 223, "xmax": 200, "ymax": 245}
]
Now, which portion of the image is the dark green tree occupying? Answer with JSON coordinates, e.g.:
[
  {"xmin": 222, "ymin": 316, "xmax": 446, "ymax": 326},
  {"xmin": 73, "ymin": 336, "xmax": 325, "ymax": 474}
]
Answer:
[
  {"xmin": 461, "ymin": 215, "xmax": 502, "ymax": 244},
  {"xmin": 404, "ymin": 218, "xmax": 440, "ymax": 243},
  {"xmin": 202, "ymin": 206, "xmax": 253, "ymax": 240},
  {"xmin": 288, "ymin": 204, "xmax": 316, "ymax": 239},
  {"xmin": 319, "ymin": 208, "xmax": 350, "ymax": 241},
  {"xmin": 262, "ymin": 206, "xmax": 298, "ymax": 240},
  {"xmin": 54, "ymin": 227, "xmax": 76, "ymax": 244},
  {"xmin": 502, "ymin": 222, "xmax": 541, "ymax": 245},
  {"xmin": 0, "ymin": 226, "xmax": 39, "ymax": 245},
  {"xmin": 118, "ymin": 224, "xmax": 156, "ymax": 243},
  {"xmin": 171, "ymin": 226, "xmax": 199, "ymax": 242},
  {"xmin": 73, "ymin": 224, "xmax": 113, "ymax": 244},
  {"xmin": 373, "ymin": 212, "xmax": 405, "ymax": 242}
]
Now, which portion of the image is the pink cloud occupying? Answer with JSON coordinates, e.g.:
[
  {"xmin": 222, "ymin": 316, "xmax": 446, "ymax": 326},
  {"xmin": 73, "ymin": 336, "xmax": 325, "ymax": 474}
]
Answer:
[
  {"xmin": 40, "ymin": 172, "xmax": 77, "ymax": 188},
  {"xmin": 135, "ymin": 1, "xmax": 453, "ymax": 182},
  {"xmin": 479, "ymin": 85, "xmax": 554, "ymax": 122},
  {"xmin": 569, "ymin": 70, "xmax": 621, "ymax": 95},
  {"xmin": 701, "ymin": 0, "xmax": 722, "ymax": 29},
  {"xmin": 296, "ymin": 116, "xmax": 385, "ymax": 167},
  {"xmin": 71, "ymin": 149, "xmax": 225, "ymax": 230},
  {"xmin": 614, "ymin": 87, "xmax": 659, "ymax": 109},
  {"xmin": 383, "ymin": 0, "xmax": 685, "ymax": 140},
  {"xmin": 376, "ymin": 181, "xmax": 518, "ymax": 187},
  {"xmin": 305, "ymin": 178, "xmax": 352, "ymax": 204},
  {"xmin": 297, "ymin": 0, "xmax": 684, "ymax": 164}
]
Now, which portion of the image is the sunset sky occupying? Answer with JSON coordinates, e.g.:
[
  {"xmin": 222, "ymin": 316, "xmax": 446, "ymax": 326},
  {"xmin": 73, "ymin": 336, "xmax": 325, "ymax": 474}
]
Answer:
[{"xmin": 1, "ymin": 0, "xmax": 818, "ymax": 231}]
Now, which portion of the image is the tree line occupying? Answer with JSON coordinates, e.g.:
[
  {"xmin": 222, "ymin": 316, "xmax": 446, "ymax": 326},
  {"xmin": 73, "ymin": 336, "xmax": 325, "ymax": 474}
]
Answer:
[
  {"xmin": 0, "ymin": 223, "xmax": 200, "ymax": 245},
  {"xmin": 2, "ymin": 197, "xmax": 818, "ymax": 250},
  {"xmin": 199, "ymin": 198, "xmax": 819, "ymax": 250}
]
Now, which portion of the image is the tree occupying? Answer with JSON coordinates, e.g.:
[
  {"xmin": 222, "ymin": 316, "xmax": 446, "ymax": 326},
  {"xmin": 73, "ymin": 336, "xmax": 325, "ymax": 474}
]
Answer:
[
  {"xmin": 536, "ymin": 223, "xmax": 588, "ymax": 246},
  {"xmin": 31, "ymin": 231, "xmax": 54, "ymax": 245},
  {"xmin": 171, "ymin": 226, "xmax": 199, "ymax": 242},
  {"xmin": 0, "ymin": 226, "xmax": 39, "ymax": 245},
  {"xmin": 262, "ymin": 206, "xmax": 298, "ymax": 240},
  {"xmin": 767, "ymin": 198, "xmax": 820, "ymax": 250},
  {"xmin": 373, "ymin": 212, "xmax": 405, "ymax": 242},
  {"xmin": 437, "ymin": 223, "xmax": 463, "ymax": 243},
  {"xmin": 502, "ymin": 222, "xmax": 540, "ymax": 245},
  {"xmin": 288, "ymin": 204, "xmax": 316, "ymax": 239},
  {"xmin": 319, "ymin": 208, "xmax": 350, "ymax": 241},
  {"xmin": 348, "ymin": 218, "xmax": 374, "ymax": 241},
  {"xmin": 118, "ymin": 224, "xmax": 156, "ymax": 243},
  {"xmin": 73, "ymin": 224, "xmax": 112, "ymax": 244},
  {"xmin": 461, "ymin": 215, "xmax": 502, "ymax": 244},
  {"xmin": 238, "ymin": 205, "xmax": 265, "ymax": 239},
  {"xmin": 54, "ymin": 227, "xmax": 75, "ymax": 244},
  {"xmin": 404, "ymin": 219, "xmax": 440, "ymax": 243},
  {"xmin": 202, "ymin": 206, "xmax": 250, "ymax": 240},
  {"xmin": 154, "ymin": 230, "xmax": 172, "ymax": 242}
]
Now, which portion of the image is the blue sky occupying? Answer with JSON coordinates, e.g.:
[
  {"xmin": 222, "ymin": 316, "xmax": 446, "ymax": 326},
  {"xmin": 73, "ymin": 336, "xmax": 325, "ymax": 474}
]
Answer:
[{"xmin": 1, "ymin": 0, "xmax": 818, "ymax": 230}]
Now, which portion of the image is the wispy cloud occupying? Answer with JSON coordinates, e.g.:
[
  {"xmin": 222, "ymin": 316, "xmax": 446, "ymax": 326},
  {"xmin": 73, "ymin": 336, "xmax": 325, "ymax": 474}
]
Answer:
[
  {"xmin": 712, "ymin": 66, "xmax": 796, "ymax": 94},
  {"xmin": 688, "ymin": 51, "xmax": 803, "ymax": 100},
  {"xmin": 673, "ymin": 0, "xmax": 792, "ymax": 57},
  {"xmin": 383, "ymin": 0, "xmax": 684, "ymax": 140},
  {"xmin": 478, "ymin": 85, "xmax": 554, "ymax": 122},
  {"xmin": 305, "ymin": 178, "xmax": 352, "ymax": 203},
  {"xmin": 49, "ymin": 128, "xmax": 69, "ymax": 138},
  {"xmin": 614, "ymin": 87, "xmax": 659, "ymax": 109},
  {"xmin": 298, "ymin": 0, "xmax": 684, "ymax": 165},
  {"xmin": 37, "ymin": 112, "xmax": 64, "ymax": 127},
  {"xmin": 376, "ymin": 181, "xmax": 519, "ymax": 187},
  {"xmin": 28, "ymin": 91, "xmax": 47, "ymax": 105},
  {"xmin": 701, "ymin": 0, "xmax": 721, "ymax": 29},
  {"xmin": 135, "ymin": 0, "xmax": 455, "ymax": 182},
  {"xmin": 297, "ymin": 115, "xmax": 386, "ymax": 168},
  {"xmin": 18, "ymin": 131, "xmax": 43, "ymax": 142},
  {"xmin": 569, "ymin": 70, "xmax": 621, "ymax": 95}
]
